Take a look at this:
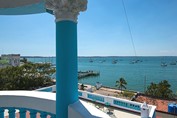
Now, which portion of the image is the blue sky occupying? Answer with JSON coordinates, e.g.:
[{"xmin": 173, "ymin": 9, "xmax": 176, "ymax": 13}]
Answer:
[{"xmin": 0, "ymin": 0, "xmax": 177, "ymax": 56}]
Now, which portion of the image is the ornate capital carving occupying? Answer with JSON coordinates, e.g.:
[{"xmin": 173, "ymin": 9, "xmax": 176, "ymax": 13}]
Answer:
[{"xmin": 46, "ymin": 0, "xmax": 87, "ymax": 22}]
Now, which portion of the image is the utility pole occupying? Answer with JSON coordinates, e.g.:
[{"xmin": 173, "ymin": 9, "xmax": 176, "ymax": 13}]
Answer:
[{"xmin": 144, "ymin": 76, "xmax": 146, "ymax": 93}]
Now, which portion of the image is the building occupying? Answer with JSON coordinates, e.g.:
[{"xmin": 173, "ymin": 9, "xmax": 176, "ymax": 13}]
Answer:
[{"xmin": 1, "ymin": 54, "xmax": 20, "ymax": 67}]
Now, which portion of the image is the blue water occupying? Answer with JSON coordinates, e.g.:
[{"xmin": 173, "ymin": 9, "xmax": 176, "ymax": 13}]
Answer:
[{"xmin": 27, "ymin": 56, "xmax": 177, "ymax": 93}]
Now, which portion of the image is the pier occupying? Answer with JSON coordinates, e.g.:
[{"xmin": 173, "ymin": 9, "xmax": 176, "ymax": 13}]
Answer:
[{"xmin": 78, "ymin": 70, "xmax": 100, "ymax": 79}]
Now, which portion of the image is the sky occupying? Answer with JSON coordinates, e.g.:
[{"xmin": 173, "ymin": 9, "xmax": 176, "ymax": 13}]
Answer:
[{"xmin": 0, "ymin": 0, "xmax": 177, "ymax": 56}]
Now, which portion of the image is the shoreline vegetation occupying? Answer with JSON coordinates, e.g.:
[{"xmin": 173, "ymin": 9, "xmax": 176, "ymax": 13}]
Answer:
[
  {"xmin": 0, "ymin": 60, "xmax": 55, "ymax": 90},
  {"xmin": 79, "ymin": 76, "xmax": 176, "ymax": 114}
]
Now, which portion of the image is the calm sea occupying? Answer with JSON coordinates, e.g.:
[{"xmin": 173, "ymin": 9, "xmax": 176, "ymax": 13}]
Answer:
[{"xmin": 27, "ymin": 56, "xmax": 177, "ymax": 93}]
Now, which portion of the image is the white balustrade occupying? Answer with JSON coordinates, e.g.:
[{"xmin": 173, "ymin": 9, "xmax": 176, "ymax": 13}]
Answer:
[
  {"xmin": 78, "ymin": 90, "xmax": 156, "ymax": 118},
  {"xmin": 0, "ymin": 91, "xmax": 56, "ymax": 118},
  {"xmin": 0, "ymin": 90, "xmax": 111, "ymax": 118}
]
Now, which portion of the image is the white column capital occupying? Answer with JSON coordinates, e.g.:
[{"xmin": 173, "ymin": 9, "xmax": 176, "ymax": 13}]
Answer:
[{"xmin": 46, "ymin": 0, "xmax": 87, "ymax": 22}]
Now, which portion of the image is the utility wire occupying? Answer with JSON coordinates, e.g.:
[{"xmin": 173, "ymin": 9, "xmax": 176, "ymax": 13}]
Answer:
[{"xmin": 121, "ymin": 0, "xmax": 137, "ymax": 57}]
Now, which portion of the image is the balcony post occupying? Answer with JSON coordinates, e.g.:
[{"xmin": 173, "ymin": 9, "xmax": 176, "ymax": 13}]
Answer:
[
  {"xmin": 19, "ymin": 108, "xmax": 26, "ymax": 118},
  {"xmin": 8, "ymin": 108, "xmax": 16, "ymax": 118},
  {"xmin": 50, "ymin": 114, "xmax": 56, "ymax": 118},
  {"xmin": 46, "ymin": 0, "xmax": 87, "ymax": 118},
  {"xmin": 29, "ymin": 110, "xmax": 37, "ymax": 118},
  {"xmin": 0, "ymin": 108, "xmax": 4, "ymax": 118},
  {"xmin": 40, "ymin": 112, "xmax": 48, "ymax": 118}
]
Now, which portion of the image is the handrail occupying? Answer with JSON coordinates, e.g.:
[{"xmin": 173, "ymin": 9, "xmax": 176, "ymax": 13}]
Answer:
[
  {"xmin": 34, "ymin": 85, "xmax": 56, "ymax": 92},
  {"xmin": 0, "ymin": 91, "xmax": 111, "ymax": 118}
]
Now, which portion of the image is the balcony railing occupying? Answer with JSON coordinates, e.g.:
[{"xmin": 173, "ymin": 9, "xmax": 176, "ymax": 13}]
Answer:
[
  {"xmin": 35, "ymin": 85, "xmax": 156, "ymax": 118},
  {"xmin": 0, "ymin": 90, "xmax": 111, "ymax": 118},
  {"xmin": 0, "ymin": 85, "xmax": 156, "ymax": 118},
  {"xmin": 0, "ymin": 91, "xmax": 56, "ymax": 118}
]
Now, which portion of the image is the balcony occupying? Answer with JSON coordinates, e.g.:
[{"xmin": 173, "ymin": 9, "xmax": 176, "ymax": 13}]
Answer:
[
  {"xmin": 0, "ymin": 85, "xmax": 156, "ymax": 118},
  {"xmin": 0, "ymin": 89, "xmax": 111, "ymax": 118}
]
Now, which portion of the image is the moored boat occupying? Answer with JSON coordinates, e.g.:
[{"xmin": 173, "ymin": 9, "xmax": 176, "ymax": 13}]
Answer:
[
  {"xmin": 161, "ymin": 62, "xmax": 167, "ymax": 67},
  {"xmin": 170, "ymin": 62, "xmax": 176, "ymax": 65}
]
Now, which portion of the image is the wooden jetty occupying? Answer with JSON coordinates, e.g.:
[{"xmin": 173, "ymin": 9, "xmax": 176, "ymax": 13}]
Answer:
[{"xmin": 78, "ymin": 70, "xmax": 100, "ymax": 79}]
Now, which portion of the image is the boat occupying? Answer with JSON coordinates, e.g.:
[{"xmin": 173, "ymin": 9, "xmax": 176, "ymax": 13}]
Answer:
[
  {"xmin": 161, "ymin": 62, "xmax": 167, "ymax": 67},
  {"xmin": 170, "ymin": 62, "xmax": 176, "ymax": 65},
  {"xmin": 129, "ymin": 58, "xmax": 143, "ymax": 64},
  {"xmin": 89, "ymin": 58, "xmax": 93, "ymax": 63},
  {"xmin": 130, "ymin": 60, "xmax": 138, "ymax": 64},
  {"xmin": 112, "ymin": 60, "xmax": 117, "ymax": 64},
  {"xmin": 99, "ymin": 60, "xmax": 106, "ymax": 63}
]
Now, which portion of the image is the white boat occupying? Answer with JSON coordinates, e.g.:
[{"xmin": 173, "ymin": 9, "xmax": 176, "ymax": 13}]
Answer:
[
  {"xmin": 112, "ymin": 60, "xmax": 117, "ymax": 64},
  {"xmin": 161, "ymin": 62, "xmax": 167, "ymax": 67}
]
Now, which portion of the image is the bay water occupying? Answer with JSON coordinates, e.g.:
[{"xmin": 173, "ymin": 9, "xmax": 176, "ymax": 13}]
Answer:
[{"xmin": 27, "ymin": 56, "xmax": 177, "ymax": 93}]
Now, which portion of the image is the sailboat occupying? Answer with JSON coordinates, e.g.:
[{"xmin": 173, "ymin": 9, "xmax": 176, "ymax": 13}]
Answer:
[
  {"xmin": 161, "ymin": 62, "xmax": 167, "ymax": 67},
  {"xmin": 161, "ymin": 57, "xmax": 167, "ymax": 67},
  {"xmin": 112, "ymin": 59, "xmax": 118, "ymax": 64}
]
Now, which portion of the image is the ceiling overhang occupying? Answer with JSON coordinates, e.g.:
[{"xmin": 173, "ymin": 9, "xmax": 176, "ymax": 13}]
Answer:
[{"xmin": 0, "ymin": 0, "xmax": 48, "ymax": 15}]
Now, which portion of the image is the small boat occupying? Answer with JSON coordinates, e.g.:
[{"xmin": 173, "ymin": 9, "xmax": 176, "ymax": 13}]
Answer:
[
  {"xmin": 170, "ymin": 62, "xmax": 176, "ymax": 65},
  {"xmin": 89, "ymin": 58, "xmax": 93, "ymax": 63},
  {"xmin": 100, "ymin": 60, "xmax": 106, "ymax": 63},
  {"xmin": 130, "ymin": 60, "xmax": 138, "ymax": 64},
  {"xmin": 112, "ymin": 60, "xmax": 117, "ymax": 64},
  {"xmin": 161, "ymin": 62, "xmax": 167, "ymax": 67}
]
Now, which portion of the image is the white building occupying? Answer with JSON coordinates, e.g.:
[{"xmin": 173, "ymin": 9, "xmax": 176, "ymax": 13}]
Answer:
[{"xmin": 1, "ymin": 54, "xmax": 20, "ymax": 67}]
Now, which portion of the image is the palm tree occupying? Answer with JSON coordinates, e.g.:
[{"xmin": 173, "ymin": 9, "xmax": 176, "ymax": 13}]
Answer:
[
  {"xmin": 145, "ymin": 82, "xmax": 158, "ymax": 96},
  {"xmin": 145, "ymin": 80, "xmax": 173, "ymax": 99},
  {"xmin": 115, "ymin": 77, "xmax": 127, "ymax": 93}
]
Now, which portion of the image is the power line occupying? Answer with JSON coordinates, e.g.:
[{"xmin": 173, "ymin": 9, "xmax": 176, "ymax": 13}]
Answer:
[{"xmin": 121, "ymin": 0, "xmax": 137, "ymax": 57}]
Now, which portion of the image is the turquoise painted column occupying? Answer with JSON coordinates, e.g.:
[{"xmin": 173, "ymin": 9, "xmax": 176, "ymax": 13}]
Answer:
[
  {"xmin": 56, "ymin": 20, "xmax": 78, "ymax": 118},
  {"xmin": 46, "ymin": 0, "xmax": 87, "ymax": 118}
]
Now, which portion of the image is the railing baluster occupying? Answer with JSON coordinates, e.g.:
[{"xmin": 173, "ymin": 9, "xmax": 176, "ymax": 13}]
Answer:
[
  {"xmin": 48, "ymin": 113, "xmax": 56, "ymax": 118},
  {"xmin": 0, "ymin": 108, "xmax": 4, "ymax": 118},
  {"xmin": 40, "ymin": 112, "xmax": 47, "ymax": 118},
  {"xmin": 29, "ymin": 110, "xmax": 37, "ymax": 118},
  {"xmin": 8, "ymin": 108, "xmax": 16, "ymax": 118},
  {"xmin": 50, "ymin": 114, "xmax": 56, "ymax": 118},
  {"xmin": 19, "ymin": 108, "xmax": 26, "ymax": 118}
]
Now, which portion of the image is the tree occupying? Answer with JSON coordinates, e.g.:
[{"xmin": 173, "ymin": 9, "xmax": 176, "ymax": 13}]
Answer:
[
  {"xmin": 20, "ymin": 57, "xmax": 28, "ymax": 63},
  {"xmin": 0, "ymin": 62, "xmax": 56, "ymax": 90},
  {"xmin": 115, "ymin": 77, "xmax": 127, "ymax": 93},
  {"xmin": 158, "ymin": 80, "xmax": 173, "ymax": 98},
  {"xmin": 145, "ymin": 82, "xmax": 158, "ymax": 97},
  {"xmin": 145, "ymin": 80, "xmax": 174, "ymax": 99}
]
